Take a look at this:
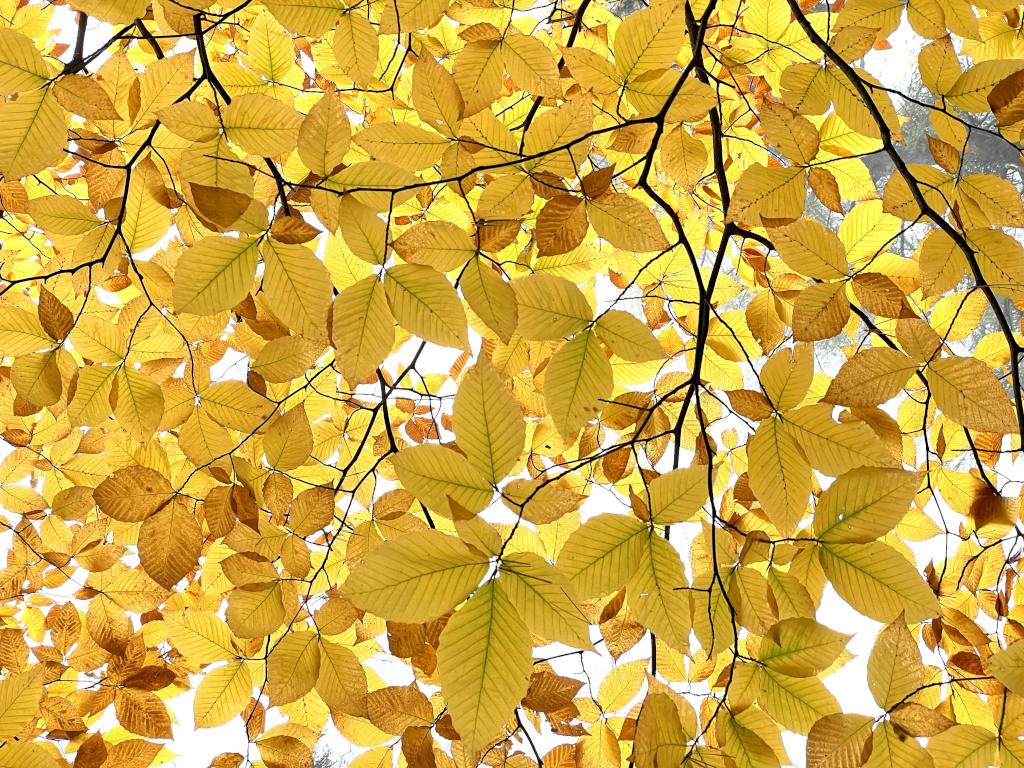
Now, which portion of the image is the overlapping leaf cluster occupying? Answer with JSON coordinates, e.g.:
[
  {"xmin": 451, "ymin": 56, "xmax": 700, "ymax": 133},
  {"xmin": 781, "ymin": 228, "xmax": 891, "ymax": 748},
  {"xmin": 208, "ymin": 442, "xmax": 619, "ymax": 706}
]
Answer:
[{"xmin": 0, "ymin": 0, "xmax": 1022, "ymax": 765}]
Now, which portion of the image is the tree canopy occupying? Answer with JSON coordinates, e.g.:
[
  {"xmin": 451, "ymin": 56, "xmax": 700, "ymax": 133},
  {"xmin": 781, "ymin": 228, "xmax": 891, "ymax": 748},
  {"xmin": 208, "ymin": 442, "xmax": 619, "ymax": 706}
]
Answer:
[{"xmin": 0, "ymin": 0, "xmax": 1022, "ymax": 766}]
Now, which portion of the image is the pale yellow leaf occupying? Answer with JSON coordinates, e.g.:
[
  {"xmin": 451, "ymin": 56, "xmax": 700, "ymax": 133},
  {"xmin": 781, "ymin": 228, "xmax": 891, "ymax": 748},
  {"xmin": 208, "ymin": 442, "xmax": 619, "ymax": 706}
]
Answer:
[
  {"xmin": 437, "ymin": 581, "xmax": 532, "ymax": 754},
  {"xmin": 343, "ymin": 529, "xmax": 489, "ymax": 622},
  {"xmin": 194, "ymin": 662, "xmax": 252, "ymax": 728},
  {"xmin": 543, "ymin": 330, "xmax": 613, "ymax": 438}
]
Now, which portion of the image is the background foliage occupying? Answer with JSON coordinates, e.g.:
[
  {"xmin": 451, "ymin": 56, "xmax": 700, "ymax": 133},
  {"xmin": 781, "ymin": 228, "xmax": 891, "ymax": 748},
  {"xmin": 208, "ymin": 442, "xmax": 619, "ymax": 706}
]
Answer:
[{"xmin": 0, "ymin": 0, "xmax": 1022, "ymax": 765}]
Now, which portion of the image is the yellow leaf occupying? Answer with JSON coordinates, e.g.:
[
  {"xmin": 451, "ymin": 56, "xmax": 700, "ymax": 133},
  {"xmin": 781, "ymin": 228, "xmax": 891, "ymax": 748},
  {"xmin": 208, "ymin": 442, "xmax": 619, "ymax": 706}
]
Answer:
[
  {"xmin": 813, "ymin": 468, "xmax": 921, "ymax": 543},
  {"xmin": 391, "ymin": 444, "xmax": 493, "ymax": 517},
  {"xmin": 596, "ymin": 310, "xmax": 664, "ymax": 362},
  {"xmin": 261, "ymin": 239, "xmax": 331, "ymax": 338},
  {"xmin": 920, "ymin": 36, "xmax": 962, "ymax": 96},
  {"xmin": 115, "ymin": 687, "xmax": 172, "ymax": 738},
  {"xmin": 748, "ymin": 418, "xmax": 811, "ymax": 535},
  {"xmin": 648, "ymin": 465, "xmax": 710, "ymax": 525},
  {"xmin": 133, "ymin": 53, "xmax": 194, "ymax": 124},
  {"xmin": 614, "ymin": 1, "xmax": 686, "ymax": 82},
  {"xmin": 756, "ymin": 665, "xmax": 840, "ymax": 735},
  {"xmin": 258, "ymin": 733, "xmax": 313, "ymax": 768},
  {"xmin": 0, "ymin": 29, "xmax": 53, "ymax": 94},
  {"xmin": 791, "ymin": 281, "xmax": 850, "ymax": 341},
  {"xmin": 247, "ymin": 10, "xmax": 296, "ymax": 79},
  {"xmin": 412, "ymin": 56, "xmax": 464, "ymax": 136},
  {"xmin": 988, "ymin": 68, "xmax": 1024, "ymax": 126},
  {"xmin": 379, "ymin": 0, "xmax": 447, "ymax": 32},
  {"xmin": 453, "ymin": 361, "xmax": 525, "ymax": 483},
  {"xmin": 71, "ymin": 0, "xmax": 147, "ymax": 23},
  {"xmin": 511, "ymin": 273, "xmax": 592, "ymax": 341},
  {"xmin": 823, "ymin": 348, "xmax": 919, "ymax": 407},
  {"xmin": 968, "ymin": 228, "xmax": 1024, "ymax": 300},
  {"xmin": 194, "ymin": 662, "xmax": 252, "ymax": 728},
  {"xmin": 759, "ymin": 101, "xmax": 820, "ymax": 165},
  {"xmin": 728, "ymin": 165, "xmax": 806, "ymax": 226},
  {"xmin": 757, "ymin": 618, "xmax": 850, "ymax": 677},
  {"xmin": 179, "ymin": 408, "xmax": 235, "ymax": 468},
  {"xmin": 123, "ymin": 166, "xmax": 172, "ymax": 251},
  {"xmin": 331, "ymin": 276, "xmax": 394, "ymax": 384},
  {"xmin": 222, "ymin": 93, "xmax": 302, "ymax": 156},
  {"xmin": 781, "ymin": 63, "xmax": 832, "ymax": 115},
  {"xmin": 251, "ymin": 336, "xmax": 323, "ymax": 383},
  {"xmin": 597, "ymin": 659, "xmax": 647, "ymax": 711},
  {"xmin": 453, "ymin": 40, "xmax": 503, "ymax": 117},
  {"xmin": 26, "ymin": 194, "xmax": 100, "ymax": 236},
  {"xmin": 577, "ymin": 722, "xmax": 623, "ymax": 768},
  {"xmin": 0, "ymin": 88, "xmax": 67, "ymax": 179},
  {"xmin": 112, "ymin": 367, "xmax": 164, "ymax": 441},
  {"xmin": 166, "ymin": 611, "xmax": 237, "ymax": 664},
  {"xmin": 54, "ymin": 73, "xmax": 120, "ymax": 120},
  {"xmin": 383, "ymin": 263, "xmax": 468, "ymax": 349},
  {"xmin": 927, "ymin": 356, "xmax": 1018, "ymax": 434},
  {"xmin": 500, "ymin": 34, "xmax": 560, "ymax": 97},
  {"xmin": 718, "ymin": 716, "xmax": 777, "ymax": 768},
  {"xmin": 586, "ymin": 193, "xmax": 669, "ymax": 252},
  {"xmin": 0, "ymin": 741, "xmax": 61, "ymax": 768},
  {"xmin": 317, "ymin": 639, "xmax": 367, "ymax": 715},
  {"xmin": 343, "ymin": 529, "xmax": 489, "ymax": 622},
  {"xmin": 353, "ymin": 122, "xmax": 447, "ymax": 172},
  {"xmin": 437, "ymin": 580, "xmax": 532, "ymax": 754},
  {"xmin": 226, "ymin": 582, "xmax": 286, "ymax": 639},
  {"xmin": 562, "ymin": 48, "xmax": 620, "ymax": 95},
  {"xmin": 882, "ymin": 164, "xmax": 950, "ymax": 221},
  {"xmin": 784, "ymin": 404, "xmax": 894, "ymax": 476},
  {"xmin": 927, "ymin": 725, "xmax": 996, "ymax": 768},
  {"xmin": 288, "ymin": 486, "xmax": 334, "ymax": 537},
  {"xmin": 298, "ymin": 92, "xmax": 350, "ymax": 176},
  {"xmin": 633, "ymin": 694, "xmax": 689, "ymax": 768},
  {"xmin": 462, "ymin": 258, "xmax": 519, "ymax": 343},
  {"xmin": 267, "ymin": 630, "xmax": 320, "ymax": 705},
  {"xmin": 818, "ymin": 541, "xmax": 940, "ymax": 622},
  {"xmin": 544, "ymin": 330, "xmax": 613, "ymax": 438},
  {"xmin": 991, "ymin": 639, "xmax": 1024, "ymax": 701},
  {"xmin": 173, "ymin": 235, "xmax": 260, "ymax": 316},
  {"xmin": 957, "ymin": 176, "xmax": 1024, "ymax": 229},
  {"xmin": 0, "ymin": 307, "xmax": 50, "ymax": 357},
  {"xmin": 499, "ymin": 554, "xmax": 592, "ymax": 650},
  {"xmin": 867, "ymin": 615, "xmax": 925, "ymax": 709},
  {"xmin": 332, "ymin": 13, "xmax": 379, "ymax": 85},
  {"xmin": 264, "ymin": 406, "xmax": 313, "ymax": 471},
  {"xmin": 201, "ymin": 381, "xmax": 275, "ymax": 433},
  {"xmin": 86, "ymin": 595, "xmax": 132, "ymax": 654},
  {"xmin": 392, "ymin": 221, "xmax": 476, "ymax": 272},
  {"xmin": 557, "ymin": 513, "xmax": 646, "ymax": 599},
  {"xmin": 948, "ymin": 60, "xmax": 1024, "ymax": 112},
  {"xmin": 68, "ymin": 316, "xmax": 125, "ymax": 363},
  {"xmin": 827, "ymin": 67, "xmax": 902, "ymax": 140},
  {"xmin": 0, "ymin": 666, "xmax": 43, "ymax": 741},
  {"xmin": 11, "ymin": 351, "xmax": 61, "ymax": 407},
  {"xmin": 774, "ymin": 218, "xmax": 848, "ymax": 280},
  {"xmin": 337, "ymin": 197, "xmax": 387, "ymax": 265},
  {"xmin": 866, "ymin": 721, "xmax": 931, "ymax": 768},
  {"xmin": 660, "ymin": 126, "xmax": 708, "ymax": 189},
  {"xmin": 158, "ymin": 100, "xmax": 219, "ymax": 141},
  {"xmin": 760, "ymin": 344, "xmax": 813, "ymax": 412},
  {"xmin": 535, "ymin": 195, "xmax": 588, "ymax": 256},
  {"xmin": 806, "ymin": 714, "xmax": 874, "ymax": 768},
  {"xmin": 628, "ymin": 533, "xmax": 691, "ymax": 651}
]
